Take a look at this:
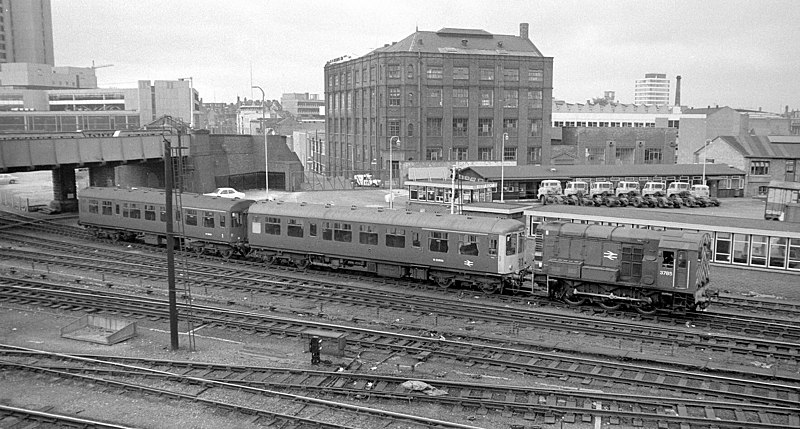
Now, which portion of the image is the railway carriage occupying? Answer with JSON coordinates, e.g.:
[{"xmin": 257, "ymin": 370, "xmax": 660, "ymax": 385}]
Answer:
[
  {"xmin": 536, "ymin": 222, "xmax": 712, "ymax": 313},
  {"xmin": 246, "ymin": 201, "xmax": 528, "ymax": 293},
  {"xmin": 78, "ymin": 187, "xmax": 254, "ymax": 258}
]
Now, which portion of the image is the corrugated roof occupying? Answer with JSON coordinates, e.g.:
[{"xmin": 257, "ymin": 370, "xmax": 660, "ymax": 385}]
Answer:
[
  {"xmin": 721, "ymin": 135, "xmax": 800, "ymax": 159},
  {"xmin": 372, "ymin": 28, "xmax": 544, "ymax": 57},
  {"xmin": 462, "ymin": 164, "xmax": 745, "ymax": 181}
]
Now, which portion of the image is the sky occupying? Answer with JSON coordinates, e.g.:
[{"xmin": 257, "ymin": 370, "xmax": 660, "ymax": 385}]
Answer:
[{"xmin": 52, "ymin": 0, "xmax": 799, "ymax": 112}]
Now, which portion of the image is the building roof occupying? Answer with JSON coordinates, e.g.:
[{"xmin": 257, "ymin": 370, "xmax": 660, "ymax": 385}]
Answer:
[
  {"xmin": 371, "ymin": 27, "xmax": 544, "ymax": 57},
  {"xmin": 462, "ymin": 164, "xmax": 745, "ymax": 181},
  {"xmin": 716, "ymin": 135, "xmax": 800, "ymax": 159},
  {"xmin": 553, "ymin": 100, "xmax": 676, "ymax": 114}
]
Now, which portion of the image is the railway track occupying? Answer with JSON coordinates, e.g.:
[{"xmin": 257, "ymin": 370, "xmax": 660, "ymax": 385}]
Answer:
[
  {"xmin": 2, "ymin": 345, "xmax": 797, "ymax": 429},
  {"xmin": 1, "ymin": 278, "xmax": 798, "ymax": 412},
  {"xmin": 2, "ymin": 239, "xmax": 800, "ymax": 372}
]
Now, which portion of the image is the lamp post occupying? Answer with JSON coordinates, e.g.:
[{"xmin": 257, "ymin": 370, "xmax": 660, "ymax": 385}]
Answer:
[
  {"xmin": 702, "ymin": 139, "xmax": 710, "ymax": 185},
  {"xmin": 389, "ymin": 136, "xmax": 400, "ymax": 209},
  {"xmin": 501, "ymin": 132, "xmax": 508, "ymax": 202},
  {"xmin": 252, "ymin": 86, "xmax": 268, "ymax": 198}
]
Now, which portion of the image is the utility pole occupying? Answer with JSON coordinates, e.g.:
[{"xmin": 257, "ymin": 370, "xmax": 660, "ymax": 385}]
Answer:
[{"xmin": 164, "ymin": 133, "xmax": 179, "ymax": 350}]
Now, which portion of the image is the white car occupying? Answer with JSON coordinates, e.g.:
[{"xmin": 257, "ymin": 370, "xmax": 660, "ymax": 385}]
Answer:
[
  {"xmin": 0, "ymin": 173, "xmax": 20, "ymax": 185},
  {"xmin": 203, "ymin": 187, "xmax": 246, "ymax": 199}
]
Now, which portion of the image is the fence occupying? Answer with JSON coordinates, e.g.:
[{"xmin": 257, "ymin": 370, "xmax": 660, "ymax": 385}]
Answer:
[{"xmin": 0, "ymin": 190, "xmax": 33, "ymax": 212}]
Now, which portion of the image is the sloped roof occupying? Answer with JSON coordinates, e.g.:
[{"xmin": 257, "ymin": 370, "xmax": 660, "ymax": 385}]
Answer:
[
  {"xmin": 718, "ymin": 135, "xmax": 800, "ymax": 159},
  {"xmin": 462, "ymin": 163, "xmax": 745, "ymax": 181},
  {"xmin": 371, "ymin": 27, "xmax": 544, "ymax": 57}
]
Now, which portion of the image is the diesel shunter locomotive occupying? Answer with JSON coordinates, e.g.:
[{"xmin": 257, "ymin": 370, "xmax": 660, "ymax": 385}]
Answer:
[{"xmin": 533, "ymin": 222, "xmax": 713, "ymax": 313}]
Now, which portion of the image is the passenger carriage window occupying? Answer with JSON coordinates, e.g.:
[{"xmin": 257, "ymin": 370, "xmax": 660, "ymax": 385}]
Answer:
[
  {"xmin": 309, "ymin": 223, "xmax": 317, "ymax": 237},
  {"xmin": 505, "ymin": 233, "xmax": 517, "ymax": 256},
  {"xmin": 129, "ymin": 204, "xmax": 141, "ymax": 219},
  {"xmin": 88, "ymin": 200, "xmax": 99, "ymax": 214},
  {"xmin": 144, "ymin": 204, "xmax": 156, "ymax": 221},
  {"xmin": 219, "ymin": 214, "xmax": 226, "ymax": 228},
  {"xmin": 265, "ymin": 216, "xmax": 281, "ymax": 235},
  {"xmin": 116, "ymin": 204, "xmax": 120, "ymax": 215},
  {"xmin": 185, "ymin": 209, "xmax": 198, "ymax": 226},
  {"xmin": 459, "ymin": 234, "xmax": 479, "ymax": 256},
  {"xmin": 287, "ymin": 218, "xmax": 303, "ymax": 238},
  {"xmin": 489, "ymin": 239, "xmax": 498, "ymax": 256},
  {"xmin": 102, "ymin": 201, "xmax": 112, "ymax": 215},
  {"xmin": 251, "ymin": 215, "xmax": 262, "ymax": 234},
  {"xmin": 662, "ymin": 251, "xmax": 674, "ymax": 268},
  {"xmin": 323, "ymin": 222, "xmax": 332, "ymax": 240},
  {"xmin": 359, "ymin": 225, "xmax": 378, "ymax": 245},
  {"xmin": 122, "ymin": 203, "xmax": 129, "ymax": 218},
  {"xmin": 334, "ymin": 222, "xmax": 352, "ymax": 242},
  {"xmin": 231, "ymin": 212, "xmax": 243, "ymax": 228},
  {"xmin": 160, "ymin": 207, "xmax": 167, "ymax": 222},
  {"xmin": 386, "ymin": 228, "xmax": 405, "ymax": 248},
  {"xmin": 429, "ymin": 231, "xmax": 449, "ymax": 253},
  {"xmin": 412, "ymin": 232, "xmax": 421, "ymax": 248},
  {"xmin": 203, "ymin": 211, "xmax": 215, "ymax": 228}
]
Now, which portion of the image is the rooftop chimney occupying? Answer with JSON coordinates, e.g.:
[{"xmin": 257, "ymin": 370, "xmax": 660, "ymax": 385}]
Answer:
[
  {"xmin": 674, "ymin": 75, "xmax": 681, "ymax": 106},
  {"xmin": 520, "ymin": 23, "xmax": 529, "ymax": 39}
]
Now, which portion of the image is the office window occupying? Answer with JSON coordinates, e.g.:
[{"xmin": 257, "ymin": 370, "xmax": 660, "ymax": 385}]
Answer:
[
  {"xmin": 388, "ymin": 119, "xmax": 400, "ymax": 136},
  {"xmin": 503, "ymin": 68, "xmax": 519, "ymax": 82},
  {"xmin": 587, "ymin": 147, "xmax": 605, "ymax": 165},
  {"xmin": 503, "ymin": 119, "xmax": 518, "ymax": 136},
  {"xmin": 427, "ymin": 66, "xmax": 443, "ymax": 79},
  {"xmin": 715, "ymin": 233, "xmax": 731, "ymax": 263},
  {"xmin": 426, "ymin": 148, "xmax": 442, "ymax": 160},
  {"xmin": 388, "ymin": 87, "xmax": 400, "ymax": 106},
  {"xmin": 528, "ymin": 69, "xmax": 543, "ymax": 82},
  {"xmin": 478, "ymin": 147, "xmax": 493, "ymax": 160},
  {"xmin": 407, "ymin": 64, "xmax": 414, "ymax": 79},
  {"xmin": 750, "ymin": 235, "xmax": 768, "ymax": 266},
  {"xmin": 427, "ymin": 118, "xmax": 442, "ymax": 136},
  {"xmin": 453, "ymin": 66, "xmax": 469, "ymax": 80},
  {"xmin": 503, "ymin": 147, "xmax": 517, "ymax": 161},
  {"xmin": 453, "ymin": 118, "xmax": 468, "ymax": 137},
  {"xmin": 480, "ymin": 89, "xmax": 493, "ymax": 107},
  {"xmin": 503, "ymin": 89, "xmax": 518, "ymax": 108},
  {"xmin": 407, "ymin": 123, "xmax": 414, "ymax": 137},
  {"xmin": 478, "ymin": 118, "xmax": 493, "ymax": 137},
  {"xmin": 528, "ymin": 147, "xmax": 541, "ymax": 164},
  {"xmin": 615, "ymin": 147, "xmax": 635, "ymax": 165},
  {"xmin": 388, "ymin": 64, "xmax": 400, "ymax": 79},
  {"xmin": 527, "ymin": 90, "xmax": 543, "ymax": 108},
  {"xmin": 750, "ymin": 160, "xmax": 770, "ymax": 175},
  {"xmin": 427, "ymin": 87, "xmax": 442, "ymax": 106},
  {"xmin": 732, "ymin": 234, "xmax": 749, "ymax": 264},
  {"xmin": 453, "ymin": 147, "xmax": 468, "ymax": 160},
  {"xmin": 529, "ymin": 119, "xmax": 542, "ymax": 136},
  {"xmin": 644, "ymin": 148, "xmax": 662, "ymax": 164},
  {"xmin": 480, "ymin": 68, "xmax": 494, "ymax": 81},
  {"xmin": 453, "ymin": 88, "xmax": 469, "ymax": 107}
]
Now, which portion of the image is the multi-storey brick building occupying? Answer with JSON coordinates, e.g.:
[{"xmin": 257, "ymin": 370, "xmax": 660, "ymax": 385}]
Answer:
[{"xmin": 323, "ymin": 23, "xmax": 553, "ymax": 181}]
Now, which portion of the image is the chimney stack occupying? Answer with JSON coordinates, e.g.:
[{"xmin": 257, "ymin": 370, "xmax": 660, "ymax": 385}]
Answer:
[
  {"xmin": 520, "ymin": 23, "xmax": 529, "ymax": 39},
  {"xmin": 674, "ymin": 75, "xmax": 682, "ymax": 106}
]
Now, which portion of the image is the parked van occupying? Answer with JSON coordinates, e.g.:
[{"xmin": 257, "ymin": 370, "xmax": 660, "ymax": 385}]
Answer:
[
  {"xmin": 666, "ymin": 181, "xmax": 691, "ymax": 198},
  {"xmin": 564, "ymin": 181, "xmax": 588, "ymax": 197},
  {"xmin": 589, "ymin": 181, "xmax": 614, "ymax": 198},
  {"xmin": 615, "ymin": 181, "xmax": 640, "ymax": 197},
  {"xmin": 642, "ymin": 181, "xmax": 667, "ymax": 197},
  {"xmin": 537, "ymin": 180, "xmax": 563, "ymax": 199}
]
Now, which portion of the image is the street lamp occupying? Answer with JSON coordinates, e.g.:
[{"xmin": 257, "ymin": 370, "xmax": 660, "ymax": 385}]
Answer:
[
  {"xmin": 702, "ymin": 139, "xmax": 711, "ymax": 185},
  {"xmin": 252, "ymin": 86, "xmax": 268, "ymax": 198},
  {"xmin": 501, "ymin": 132, "xmax": 509, "ymax": 202},
  {"xmin": 389, "ymin": 136, "xmax": 400, "ymax": 209}
]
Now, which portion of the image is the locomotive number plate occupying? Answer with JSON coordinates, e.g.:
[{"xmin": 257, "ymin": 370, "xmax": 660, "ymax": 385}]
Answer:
[{"xmin": 659, "ymin": 270, "xmax": 673, "ymax": 276}]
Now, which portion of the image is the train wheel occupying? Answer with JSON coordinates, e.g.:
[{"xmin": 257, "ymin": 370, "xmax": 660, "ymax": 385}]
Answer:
[
  {"xmin": 634, "ymin": 302, "xmax": 657, "ymax": 315},
  {"xmin": 478, "ymin": 281, "xmax": 498, "ymax": 294},
  {"xmin": 193, "ymin": 246, "xmax": 204, "ymax": 255},
  {"xmin": 220, "ymin": 248, "xmax": 235, "ymax": 259},
  {"xmin": 434, "ymin": 276, "xmax": 454, "ymax": 289},
  {"xmin": 597, "ymin": 300, "xmax": 622, "ymax": 311},
  {"xmin": 563, "ymin": 294, "xmax": 586, "ymax": 306},
  {"xmin": 294, "ymin": 259, "xmax": 310, "ymax": 270}
]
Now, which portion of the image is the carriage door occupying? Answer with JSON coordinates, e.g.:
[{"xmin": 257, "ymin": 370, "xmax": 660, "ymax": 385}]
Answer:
[{"xmin": 674, "ymin": 250, "xmax": 689, "ymax": 289}]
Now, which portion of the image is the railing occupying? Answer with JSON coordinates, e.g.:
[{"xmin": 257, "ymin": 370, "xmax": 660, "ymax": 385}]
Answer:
[{"xmin": 0, "ymin": 190, "xmax": 33, "ymax": 212}]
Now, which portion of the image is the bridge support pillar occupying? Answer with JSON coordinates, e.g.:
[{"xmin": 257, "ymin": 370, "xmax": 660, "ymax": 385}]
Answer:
[
  {"xmin": 50, "ymin": 167, "xmax": 78, "ymax": 213},
  {"xmin": 88, "ymin": 165, "xmax": 116, "ymax": 187}
]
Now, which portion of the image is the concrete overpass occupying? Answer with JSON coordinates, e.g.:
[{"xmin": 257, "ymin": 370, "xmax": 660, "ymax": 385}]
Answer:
[{"xmin": 0, "ymin": 131, "xmax": 184, "ymax": 211}]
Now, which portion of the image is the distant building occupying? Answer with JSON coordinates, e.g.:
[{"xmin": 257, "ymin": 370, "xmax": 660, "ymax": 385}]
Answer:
[
  {"xmin": 281, "ymin": 93, "xmax": 324, "ymax": 120},
  {"xmin": 0, "ymin": 79, "xmax": 199, "ymax": 132},
  {"xmin": 201, "ymin": 102, "xmax": 238, "ymax": 134},
  {"xmin": 324, "ymin": 23, "xmax": 553, "ymax": 179},
  {"xmin": 1, "ymin": 0, "xmax": 54, "ymax": 65},
  {"xmin": 634, "ymin": 73, "xmax": 670, "ymax": 106},
  {"xmin": 0, "ymin": 63, "xmax": 97, "ymax": 89}
]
